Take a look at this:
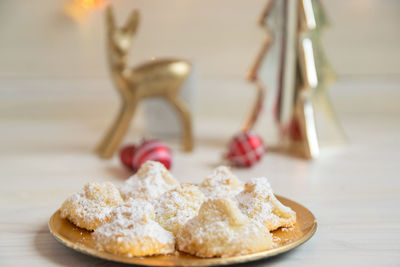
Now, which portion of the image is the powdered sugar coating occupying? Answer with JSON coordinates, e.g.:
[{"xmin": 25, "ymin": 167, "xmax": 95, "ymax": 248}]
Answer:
[
  {"xmin": 176, "ymin": 198, "xmax": 272, "ymax": 257},
  {"xmin": 110, "ymin": 199, "xmax": 155, "ymax": 222},
  {"xmin": 236, "ymin": 177, "xmax": 296, "ymax": 231},
  {"xmin": 153, "ymin": 184, "xmax": 205, "ymax": 235},
  {"xmin": 119, "ymin": 161, "xmax": 179, "ymax": 201},
  {"xmin": 59, "ymin": 166, "xmax": 297, "ymax": 258},
  {"xmin": 60, "ymin": 182, "xmax": 123, "ymax": 230},
  {"xmin": 200, "ymin": 166, "xmax": 244, "ymax": 199},
  {"xmin": 93, "ymin": 200, "xmax": 175, "ymax": 257}
]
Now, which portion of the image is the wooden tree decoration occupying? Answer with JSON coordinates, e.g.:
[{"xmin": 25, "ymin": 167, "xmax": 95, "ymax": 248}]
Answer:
[
  {"xmin": 243, "ymin": 0, "xmax": 275, "ymax": 131},
  {"xmin": 244, "ymin": 0, "xmax": 344, "ymax": 159},
  {"xmin": 96, "ymin": 6, "xmax": 193, "ymax": 158}
]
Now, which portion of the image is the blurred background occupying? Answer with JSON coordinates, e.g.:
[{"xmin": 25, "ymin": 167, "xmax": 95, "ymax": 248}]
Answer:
[
  {"xmin": 1, "ymin": 0, "xmax": 399, "ymax": 152},
  {"xmin": 2, "ymin": 2, "xmax": 400, "ymax": 266}
]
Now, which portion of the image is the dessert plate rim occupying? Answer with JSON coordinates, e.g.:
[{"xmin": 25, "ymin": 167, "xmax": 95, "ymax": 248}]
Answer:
[{"xmin": 48, "ymin": 195, "xmax": 317, "ymax": 266}]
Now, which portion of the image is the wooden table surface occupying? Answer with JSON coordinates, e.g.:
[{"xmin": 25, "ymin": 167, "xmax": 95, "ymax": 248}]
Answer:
[{"xmin": 0, "ymin": 76, "xmax": 399, "ymax": 266}]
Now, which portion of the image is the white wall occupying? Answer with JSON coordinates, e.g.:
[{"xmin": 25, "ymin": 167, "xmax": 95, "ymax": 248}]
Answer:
[
  {"xmin": 1, "ymin": 0, "xmax": 399, "ymax": 78},
  {"xmin": 0, "ymin": 0, "xmax": 399, "ymax": 123}
]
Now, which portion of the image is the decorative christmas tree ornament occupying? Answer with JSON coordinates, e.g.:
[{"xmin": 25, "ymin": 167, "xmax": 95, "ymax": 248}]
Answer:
[
  {"xmin": 226, "ymin": 132, "xmax": 265, "ymax": 168},
  {"xmin": 243, "ymin": 0, "xmax": 275, "ymax": 132},
  {"xmin": 119, "ymin": 140, "xmax": 172, "ymax": 172},
  {"xmin": 244, "ymin": 0, "xmax": 344, "ymax": 159},
  {"xmin": 96, "ymin": 6, "xmax": 193, "ymax": 159}
]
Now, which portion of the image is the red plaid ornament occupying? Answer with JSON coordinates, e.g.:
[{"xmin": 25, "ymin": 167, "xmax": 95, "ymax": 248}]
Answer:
[
  {"xmin": 119, "ymin": 140, "xmax": 172, "ymax": 172},
  {"xmin": 226, "ymin": 131, "xmax": 265, "ymax": 167}
]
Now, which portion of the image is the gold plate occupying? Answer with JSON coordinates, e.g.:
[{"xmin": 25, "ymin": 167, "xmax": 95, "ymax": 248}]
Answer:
[{"xmin": 48, "ymin": 195, "xmax": 316, "ymax": 266}]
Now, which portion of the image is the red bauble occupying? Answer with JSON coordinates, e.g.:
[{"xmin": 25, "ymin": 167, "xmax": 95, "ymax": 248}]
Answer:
[
  {"xmin": 288, "ymin": 117, "xmax": 302, "ymax": 141},
  {"xmin": 119, "ymin": 140, "xmax": 172, "ymax": 171},
  {"xmin": 119, "ymin": 145, "xmax": 136, "ymax": 169},
  {"xmin": 226, "ymin": 131, "xmax": 265, "ymax": 167}
]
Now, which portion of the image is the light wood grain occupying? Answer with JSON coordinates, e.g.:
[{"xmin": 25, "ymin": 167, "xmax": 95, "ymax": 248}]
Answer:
[{"xmin": 1, "ymin": 77, "xmax": 400, "ymax": 266}]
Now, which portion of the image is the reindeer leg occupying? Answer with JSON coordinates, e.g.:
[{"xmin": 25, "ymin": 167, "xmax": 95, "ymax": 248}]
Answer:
[
  {"xmin": 96, "ymin": 101, "xmax": 137, "ymax": 158},
  {"xmin": 168, "ymin": 96, "xmax": 193, "ymax": 152}
]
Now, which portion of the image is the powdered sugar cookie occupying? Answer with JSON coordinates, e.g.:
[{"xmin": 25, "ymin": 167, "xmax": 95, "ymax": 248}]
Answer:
[
  {"xmin": 154, "ymin": 184, "xmax": 205, "ymax": 235},
  {"xmin": 119, "ymin": 161, "xmax": 179, "ymax": 201},
  {"xmin": 200, "ymin": 166, "xmax": 243, "ymax": 199},
  {"xmin": 93, "ymin": 200, "xmax": 175, "ymax": 257},
  {"xmin": 236, "ymin": 177, "xmax": 296, "ymax": 231},
  {"xmin": 60, "ymin": 182, "xmax": 123, "ymax": 231},
  {"xmin": 176, "ymin": 198, "xmax": 273, "ymax": 257}
]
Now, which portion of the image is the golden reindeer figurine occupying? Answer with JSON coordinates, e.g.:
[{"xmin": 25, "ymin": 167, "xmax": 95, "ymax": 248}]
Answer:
[{"xmin": 96, "ymin": 6, "xmax": 193, "ymax": 158}]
